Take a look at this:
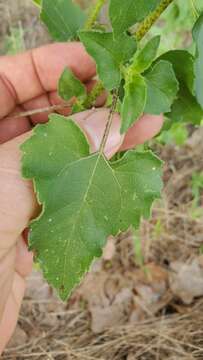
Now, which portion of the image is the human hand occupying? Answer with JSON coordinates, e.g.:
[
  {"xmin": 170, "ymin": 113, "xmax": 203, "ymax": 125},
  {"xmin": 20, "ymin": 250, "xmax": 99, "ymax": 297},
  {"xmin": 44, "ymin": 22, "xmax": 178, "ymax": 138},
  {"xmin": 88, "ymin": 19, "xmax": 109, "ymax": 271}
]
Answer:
[{"xmin": 0, "ymin": 42, "xmax": 163, "ymax": 354}]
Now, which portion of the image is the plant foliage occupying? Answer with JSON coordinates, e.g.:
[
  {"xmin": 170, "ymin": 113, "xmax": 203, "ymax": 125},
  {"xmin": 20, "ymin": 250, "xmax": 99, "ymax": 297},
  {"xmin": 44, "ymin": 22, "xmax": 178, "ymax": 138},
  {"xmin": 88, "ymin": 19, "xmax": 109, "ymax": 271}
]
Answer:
[{"xmin": 22, "ymin": 0, "xmax": 203, "ymax": 300}]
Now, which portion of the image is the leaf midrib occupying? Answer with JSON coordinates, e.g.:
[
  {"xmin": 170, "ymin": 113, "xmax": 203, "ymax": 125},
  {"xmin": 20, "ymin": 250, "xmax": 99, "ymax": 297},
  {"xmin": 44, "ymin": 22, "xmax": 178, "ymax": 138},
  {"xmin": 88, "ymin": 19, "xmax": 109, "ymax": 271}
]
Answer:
[{"xmin": 61, "ymin": 153, "xmax": 122, "ymax": 291}]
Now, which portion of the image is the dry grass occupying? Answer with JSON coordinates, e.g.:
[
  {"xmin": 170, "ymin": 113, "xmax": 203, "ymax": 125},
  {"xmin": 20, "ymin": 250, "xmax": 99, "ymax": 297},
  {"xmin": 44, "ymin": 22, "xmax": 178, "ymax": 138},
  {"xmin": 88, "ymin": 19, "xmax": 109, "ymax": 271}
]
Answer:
[{"xmin": 3, "ymin": 301, "xmax": 203, "ymax": 359}]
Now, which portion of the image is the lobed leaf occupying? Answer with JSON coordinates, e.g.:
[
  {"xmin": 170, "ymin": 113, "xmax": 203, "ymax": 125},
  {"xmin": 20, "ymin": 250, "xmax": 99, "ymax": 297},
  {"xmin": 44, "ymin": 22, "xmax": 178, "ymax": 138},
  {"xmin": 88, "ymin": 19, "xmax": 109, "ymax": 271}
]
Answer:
[
  {"xmin": 79, "ymin": 31, "xmax": 137, "ymax": 90},
  {"xmin": 21, "ymin": 115, "xmax": 163, "ymax": 300},
  {"xmin": 120, "ymin": 46, "xmax": 178, "ymax": 133}
]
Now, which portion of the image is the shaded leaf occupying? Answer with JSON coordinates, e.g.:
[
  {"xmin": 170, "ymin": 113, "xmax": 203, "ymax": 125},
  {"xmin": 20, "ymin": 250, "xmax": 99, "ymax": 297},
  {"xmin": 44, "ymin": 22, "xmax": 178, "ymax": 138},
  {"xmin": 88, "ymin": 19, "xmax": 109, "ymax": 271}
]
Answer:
[
  {"xmin": 58, "ymin": 67, "xmax": 86, "ymax": 101},
  {"xmin": 121, "ymin": 73, "xmax": 147, "ymax": 133},
  {"xmin": 41, "ymin": 0, "xmax": 86, "ymax": 41},
  {"xmin": 133, "ymin": 36, "xmax": 160, "ymax": 73},
  {"xmin": 167, "ymin": 86, "xmax": 203, "ymax": 125},
  {"xmin": 21, "ymin": 115, "xmax": 162, "ymax": 300},
  {"xmin": 79, "ymin": 31, "xmax": 137, "ymax": 90},
  {"xmin": 159, "ymin": 50, "xmax": 195, "ymax": 94},
  {"xmin": 144, "ymin": 60, "xmax": 179, "ymax": 114},
  {"xmin": 159, "ymin": 50, "xmax": 203, "ymax": 124}
]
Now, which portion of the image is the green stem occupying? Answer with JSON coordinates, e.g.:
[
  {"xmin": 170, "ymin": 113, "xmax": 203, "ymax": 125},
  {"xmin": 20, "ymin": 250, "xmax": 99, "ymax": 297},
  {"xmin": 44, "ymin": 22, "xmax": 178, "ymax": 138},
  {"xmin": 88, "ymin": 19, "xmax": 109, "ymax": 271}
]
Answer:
[
  {"xmin": 84, "ymin": 0, "xmax": 107, "ymax": 30},
  {"xmin": 135, "ymin": 0, "xmax": 175, "ymax": 41}
]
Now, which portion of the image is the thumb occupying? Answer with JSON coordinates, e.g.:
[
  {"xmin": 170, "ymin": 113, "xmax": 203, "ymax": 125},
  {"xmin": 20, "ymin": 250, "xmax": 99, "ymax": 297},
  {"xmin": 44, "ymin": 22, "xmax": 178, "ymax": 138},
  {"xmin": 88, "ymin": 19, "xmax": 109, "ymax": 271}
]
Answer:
[{"xmin": 73, "ymin": 108, "xmax": 124, "ymax": 158}]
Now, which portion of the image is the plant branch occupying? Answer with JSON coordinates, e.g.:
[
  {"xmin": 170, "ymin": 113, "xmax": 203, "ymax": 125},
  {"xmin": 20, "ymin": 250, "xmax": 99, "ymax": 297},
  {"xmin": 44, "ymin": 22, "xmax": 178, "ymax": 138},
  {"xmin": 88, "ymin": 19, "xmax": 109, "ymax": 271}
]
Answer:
[
  {"xmin": 84, "ymin": 0, "xmax": 107, "ymax": 30},
  {"xmin": 135, "ymin": 0, "xmax": 175, "ymax": 41},
  {"xmin": 6, "ymin": 103, "xmax": 73, "ymax": 120},
  {"xmin": 6, "ymin": 81, "xmax": 106, "ymax": 120},
  {"xmin": 99, "ymin": 90, "xmax": 118, "ymax": 155}
]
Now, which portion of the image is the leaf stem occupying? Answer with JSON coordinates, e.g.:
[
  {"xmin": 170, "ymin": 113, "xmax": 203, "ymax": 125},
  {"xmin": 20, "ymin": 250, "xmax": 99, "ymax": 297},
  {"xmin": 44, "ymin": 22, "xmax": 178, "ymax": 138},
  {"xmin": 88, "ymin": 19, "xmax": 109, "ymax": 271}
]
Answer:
[
  {"xmin": 99, "ymin": 90, "xmax": 118, "ymax": 155},
  {"xmin": 6, "ymin": 102, "xmax": 73, "ymax": 120},
  {"xmin": 84, "ymin": 0, "xmax": 107, "ymax": 30},
  {"xmin": 135, "ymin": 0, "xmax": 175, "ymax": 41}
]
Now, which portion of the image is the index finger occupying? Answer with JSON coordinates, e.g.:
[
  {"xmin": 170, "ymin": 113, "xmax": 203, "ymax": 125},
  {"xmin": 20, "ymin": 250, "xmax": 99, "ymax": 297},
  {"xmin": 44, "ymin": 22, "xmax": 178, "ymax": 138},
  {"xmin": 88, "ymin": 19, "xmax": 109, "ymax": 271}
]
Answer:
[{"xmin": 0, "ymin": 42, "xmax": 96, "ymax": 119}]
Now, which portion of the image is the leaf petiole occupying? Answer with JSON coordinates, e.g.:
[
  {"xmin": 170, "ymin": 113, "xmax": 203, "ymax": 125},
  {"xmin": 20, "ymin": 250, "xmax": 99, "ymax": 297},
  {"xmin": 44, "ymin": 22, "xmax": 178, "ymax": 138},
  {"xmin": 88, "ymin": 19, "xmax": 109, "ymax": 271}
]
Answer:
[{"xmin": 99, "ymin": 90, "xmax": 119, "ymax": 154}]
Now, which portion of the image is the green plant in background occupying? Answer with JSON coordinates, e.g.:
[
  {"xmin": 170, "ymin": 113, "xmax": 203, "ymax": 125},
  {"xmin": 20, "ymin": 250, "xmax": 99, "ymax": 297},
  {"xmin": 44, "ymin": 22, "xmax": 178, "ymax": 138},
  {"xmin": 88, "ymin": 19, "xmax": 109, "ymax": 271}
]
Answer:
[
  {"xmin": 21, "ymin": 0, "xmax": 203, "ymax": 300},
  {"xmin": 192, "ymin": 171, "xmax": 203, "ymax": 206},
  {"xmin": 4, "ymin": 23, "xmax": 25, "ymax": 55},
  {"xmin": 133, "ymin": 229, "xmax": 145, "ymax": 268},
  {"xmin": 190, "ymin": 171, "xmax": 203, "ymax": 219},
  {"xmin": 149, "ymin": 0, "xmax": 203, "ymax": 52},
  {"xmin": 156, "ymin": 123, "xmax": 189, "ymax": 146}
]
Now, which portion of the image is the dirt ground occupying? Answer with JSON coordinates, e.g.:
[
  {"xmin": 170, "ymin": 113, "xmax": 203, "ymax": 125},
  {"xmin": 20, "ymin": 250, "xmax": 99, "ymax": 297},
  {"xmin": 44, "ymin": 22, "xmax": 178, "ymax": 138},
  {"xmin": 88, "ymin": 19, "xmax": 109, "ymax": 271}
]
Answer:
[{"xmin": 1, "ymin": 1, "xmax": 203, "ymax": 359}]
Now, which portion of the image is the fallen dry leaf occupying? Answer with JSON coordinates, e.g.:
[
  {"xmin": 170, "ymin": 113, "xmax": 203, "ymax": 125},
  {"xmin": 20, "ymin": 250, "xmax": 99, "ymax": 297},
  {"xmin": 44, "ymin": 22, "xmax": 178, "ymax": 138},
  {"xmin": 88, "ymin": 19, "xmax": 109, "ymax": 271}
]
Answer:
[
  {"xmin": 169, "ymin": 256, "xmax": 203, "ymax": 304},
  {"xmin": 90, "ymin": 288, "xmax": 133, "ymax": 333}
]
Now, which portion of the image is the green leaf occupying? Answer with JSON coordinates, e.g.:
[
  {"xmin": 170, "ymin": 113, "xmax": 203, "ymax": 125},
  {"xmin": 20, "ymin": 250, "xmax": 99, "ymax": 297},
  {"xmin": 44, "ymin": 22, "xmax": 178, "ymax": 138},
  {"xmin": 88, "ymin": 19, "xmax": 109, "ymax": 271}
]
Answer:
[
  {"xmin": 133, "ymin": 36, "xmax": 161, "ymax": 73},
  {"xmin": 41, "ymin": 0, "xmax": 86, "ymax": 41},
  {"xmin": 21, "ymin": 115, "xmax": 90, "ymax": 180},
  {"xmin": 111, "ymin": 150, "xmax": 163, "ymax": 230},
  {"xmin": 159, "ymin": 50, "xmax": 203, "ymax": 124},
  {"xmin": 193, "ymin": 13, "xmax": 203, "ymax": 109},
  {"xmin": 158, "ymin": 50, "xmax": 195, "ymax": 94},
  {"xmin": 21, "ymin": 115, "xmax": 162, "ymax": 300},
  {"xmin": 58, "ymin": 68, "xmax": 86, "ymax": 101},
  {"xmin": 109, "ymin": 0, "xmax": 160, "ymax": 36},
  {"xmin": 144, "ymin": 60, "xmax": 179, "ymax": 114},
  {"xmin": 33, "ymin": 0, "xmax": 41, "ymax": 6},
  {"xmin": 121, "ymin": 73, "xmax": 147, "ymax": 133},
  {"xmin": 167, "ymin": 86, "xmax": 203, "ymax": 125},
  {"xmin": 79, "ymin": 31, "xmax": 137, "ymax": 90}
]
